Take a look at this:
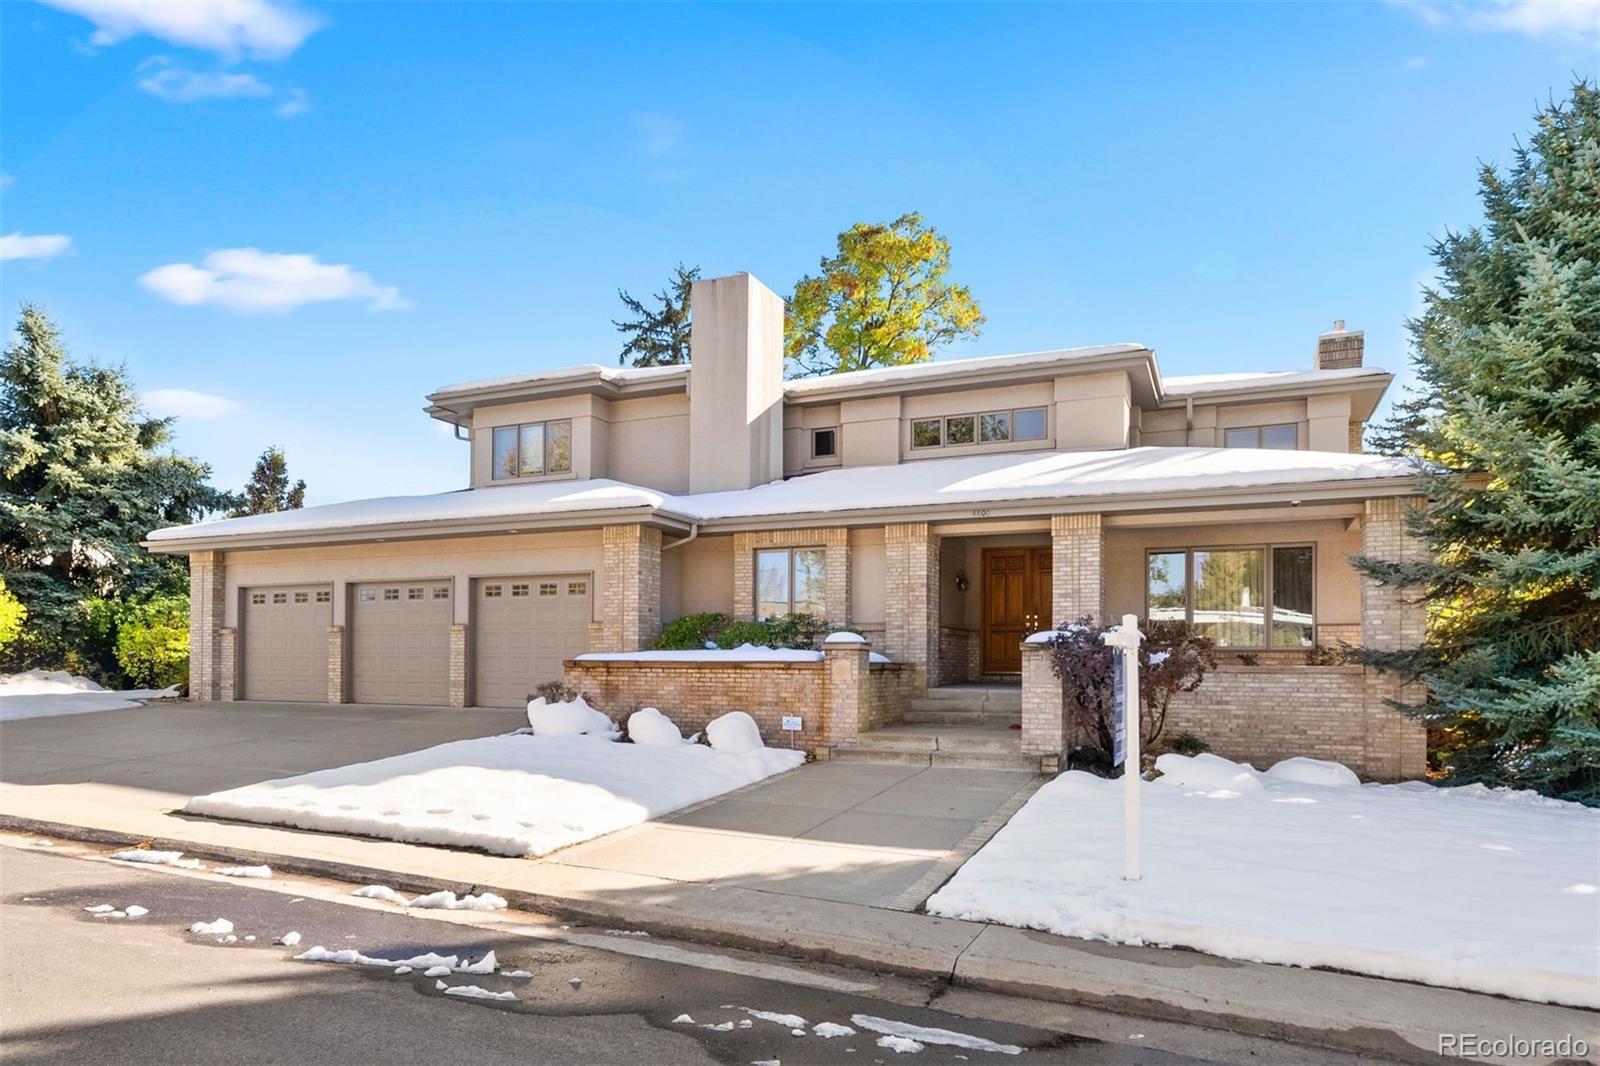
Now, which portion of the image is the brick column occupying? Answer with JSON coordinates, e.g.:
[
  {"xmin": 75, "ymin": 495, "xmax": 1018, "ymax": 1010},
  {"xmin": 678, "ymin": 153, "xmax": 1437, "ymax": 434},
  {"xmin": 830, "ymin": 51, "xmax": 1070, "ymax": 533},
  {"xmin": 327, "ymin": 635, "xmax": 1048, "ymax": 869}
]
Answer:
[
  {"xmin": 447, "ymin": 623, "xmax": 469, "ymax": 708},
  {"xmin": 1360, "ymin": 496, "xmax": 1429, "ymax": 780},
  {"xmin": 884, "ymin": 522, "xmax": 939, "ymax": 695},
  {"xmin": 219, "ymin": 627, "xmax": 237, "ymax": 702},
  {"xmin": 187, "ymin": 551, "xmax": 226, "ymax": 700},
  {"xmin": 600, "ymin": 524, "xmax": 663, "ymax": 652},
  {"xmin": 1020, "ymin": 640, "xmax": 1062, "ymax": 768},
  {"xmin": 822, "ymin": 634, "xmax": 869, "ymax": 747},
  {"xmin": 1051, "ymin": 513, "xmax": 1105, "ymax": 627},
  {"xmin": 327, "ymin": 626, "xmax": 346, "ymax": 704}
]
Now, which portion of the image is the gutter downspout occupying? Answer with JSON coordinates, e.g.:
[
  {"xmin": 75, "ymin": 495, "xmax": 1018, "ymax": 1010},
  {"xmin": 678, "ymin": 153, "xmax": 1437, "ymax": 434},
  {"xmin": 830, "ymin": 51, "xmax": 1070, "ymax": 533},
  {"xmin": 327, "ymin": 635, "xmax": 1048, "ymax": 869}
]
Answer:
[
  {"xmin": 662, "ymin": 523, "xmax": 700, "ymax": 552},
  {"xmin": 1185, "ymin": 396, "xmax": 1194, "ymax": 445}
]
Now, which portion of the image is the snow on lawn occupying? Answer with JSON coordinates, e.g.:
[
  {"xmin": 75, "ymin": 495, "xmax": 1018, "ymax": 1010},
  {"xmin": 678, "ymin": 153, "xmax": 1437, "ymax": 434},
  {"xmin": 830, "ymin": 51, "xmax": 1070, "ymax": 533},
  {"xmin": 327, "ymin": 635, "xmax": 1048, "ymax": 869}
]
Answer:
[
  {"xmin": 184, "ymin": 732, "xmax": 804, "ymax": 857},
  {"xmin": 926, "ymin": 754, "xmax": 1600, "ymax": 1008},
  {"xmin": 0, "ymin": 670, "xmax": 176, "ymax": 722}
]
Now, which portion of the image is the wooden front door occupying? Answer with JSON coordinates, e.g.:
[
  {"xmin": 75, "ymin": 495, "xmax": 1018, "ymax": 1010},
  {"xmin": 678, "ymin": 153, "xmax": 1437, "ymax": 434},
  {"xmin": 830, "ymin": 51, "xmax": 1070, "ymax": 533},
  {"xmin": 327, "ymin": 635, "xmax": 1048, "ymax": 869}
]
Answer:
[{"xmin": 981, "ymin": 547, "xmax": 1053, "ymax": 675}]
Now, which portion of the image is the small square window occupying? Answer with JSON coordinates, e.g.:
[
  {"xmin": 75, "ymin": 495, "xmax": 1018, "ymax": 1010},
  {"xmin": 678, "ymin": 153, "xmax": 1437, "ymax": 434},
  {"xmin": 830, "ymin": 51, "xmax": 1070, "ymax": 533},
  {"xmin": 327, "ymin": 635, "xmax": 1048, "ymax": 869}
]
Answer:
[
  {"xmin": 315, "ymin": 590, "xmax": 331, "ymax": 603},
  {"xmin": 980, "ymin": 411, "xmax": 1011, "ymax": 443},
  {"xmin": 1014, "ymin": 407, "xmax": 1047, "ymax": 440},
  {"xmin": 944, "ymin": 415, "xmax": 976, "ymax": 446},
  {"xmin": 383, "ymin": 588, "xmax": 400, "ymax": 601},
  {"xmin": 293, "ymin": 591, "xmax": 309, "ymax": 604},
  {"xmin": 811, "ymin": 428, "xmax": 837, "ymax": 458},
  {"xmin": 567, "ymin": 581, "xmax": 587, "ymax": 597},
  {"xmin": 511, "ymin": 583, "xmax": 530, "ymax": 597},
  {"xmin": 359, "ymin": 588, "xmax": 376, "ymax": 602},
  {"xmin": 272, "ymin": 592, "xmax": 287, "ymax": 604},
  {"xmin": 407, "ymin": 587, "xmax": 424, "ymax": 600},
  {"xmin": 538, "ymin": 582, "xmax": 558, "ymax": 596},
  {"xmin": 250, "ymin": 592, "xmax": 265, "ymax": 605},
  {"xmin": 911, "ymin": 418, "xmax": 943, "ymax": 449},
  {"xmin": 432, "ymin": 586, "xmax": 449, "ymax": 600},
  {"xmin": 484, "ymin": 584, "xmax": 502, "ymax": 598}
]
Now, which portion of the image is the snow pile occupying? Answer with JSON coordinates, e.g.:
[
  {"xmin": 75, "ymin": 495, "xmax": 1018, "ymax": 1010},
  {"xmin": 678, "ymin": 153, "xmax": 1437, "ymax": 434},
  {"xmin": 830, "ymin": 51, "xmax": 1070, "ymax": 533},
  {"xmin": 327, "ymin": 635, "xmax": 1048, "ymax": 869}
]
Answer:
[
  {"xmin": 214, "ymin": 865, "xmax": 273, "ymax": 878},
  {"xmin": 813, "ymin": 1022, "xmax": 856, "ymax": 1038},
  {"xmin": 185, "ymin": 732, "xmax": 804, "ymax": 857},
  {"xmin": 352, "ymin": 884, "xmax": 411, "ymax": 904},
  {"xmin": 705, "ymin": 711, "xmax": 765, "ymax": 754},
  {"xmin": 0, "ymin": 670, "xmax": 176, "ymax": 722},
  {"xmin": 124, "ymin": 905, "xmax": 149, "ymax": 918},
  {"xmin": 351, "ymin": 885, "xmax": 507, "ymax": 910},
  {"xmin": 437, "ymin": 980, "xmax": 515, "ymax": 1002},
  {"xmin": 852, "ymin": 1015, "xmax": 1023, "ymax": 1055},
  {"xmin": 296, "ymin": 946, "xmax": 461, "ymax": 969},
  {"xmin": 626, "ymin": 707, "xmax": 689, "ymax": 748},
  {"xmin": 110, "ymin": 850, "xmax": 203, "ymax": 869},
  {"xmin": 1262, "ymin": 756, "xmax": 1360, "ymax": 788},
  {"xmin": 577, "ymin": 644, "xmax": 893, "ymax": 665},
  {"xmin": 927, "ymin": 759, "xmax": 1600, "ymax": 1008},
  {"xmin": 189, "ymin": 918, "xmax": 233, "ymax": 935},
  {"xmin": 526, "ymin": 694, "xmax": 618, "ymax": 737}
]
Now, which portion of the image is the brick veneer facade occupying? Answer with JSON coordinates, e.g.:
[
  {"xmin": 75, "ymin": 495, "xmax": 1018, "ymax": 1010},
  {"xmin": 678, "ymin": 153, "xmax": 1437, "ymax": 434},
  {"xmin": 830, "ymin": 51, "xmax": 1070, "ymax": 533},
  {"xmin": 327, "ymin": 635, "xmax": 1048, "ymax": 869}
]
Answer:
[
  {"xmin": 731, "ymin": 528, "xmax": 850, "ymax": 624},
  {"xmin": 1358, "ymin": 496, "xmax": 1429, "ymax": 779},
  {"xmin": 326, "ymin": 626, "xmax": 346, "ymax": 703},
  {"xmin": 598, "ymin": 524, "xmax": 662, "ymax": 652},
  {"xmin": 447, "ymin": 623, "xmax": 469, "ymax": 708},
  {"xmin": 938, "ymin": 625, "xmax": 980, "ymax": 685},
  {"xmin": 1019, "ymin": 642, "xmax": 1061, "ymax": 758},
  {"xmin": 188, "ymin": 550, "xmax": 227, "ymax": 699},
  {"xmin": 1051, "ymin": 513, "xmax": 1104, "ymax": 626},
  {"xmin": 884, "ymin": 522, "xmax": 940, "ymax": 693},
  {"xmin": 218, "ymin": 626, "xmax": 237, "ymax": 701},
  {"xmin": 564, "ymin": 643, "xmax": 909, "ymax": 752}
]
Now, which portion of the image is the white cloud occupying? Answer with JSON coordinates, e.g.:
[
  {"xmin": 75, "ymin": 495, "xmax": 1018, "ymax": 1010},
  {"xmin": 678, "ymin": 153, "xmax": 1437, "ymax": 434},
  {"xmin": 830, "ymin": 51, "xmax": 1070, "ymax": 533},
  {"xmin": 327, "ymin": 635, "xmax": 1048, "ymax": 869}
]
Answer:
[
  {"xmin": 1389, "ymin": 0, "xmax": 1600, "ymax": 41},
  {"xmin": 0, "ymin": 233, "xmax": 72, "ymax": 261},
  {"xmin": 1404, "ymin": 55, "xmax": 1430, "ymax": 70},
  {"xmin": 40, "ymin": 0, "xmax": 321, "ymax": 60},
  {"xmin": 635, "ymin": 113, "xmax": 684, "ymax": 159},
  {"xmin": 139, "ymin": 248, "xmax": 410, "ymax": 313},
  {"xmin": 138, "ymin": 66, "xmax": 273, "ymax": 102},
  {"xmin": 274, "ymin": 87, "xmax": 309, "ymax": 118},
  {"xmin": 142, "ymin": 388, "xmax": 242, "ymax": 420}
]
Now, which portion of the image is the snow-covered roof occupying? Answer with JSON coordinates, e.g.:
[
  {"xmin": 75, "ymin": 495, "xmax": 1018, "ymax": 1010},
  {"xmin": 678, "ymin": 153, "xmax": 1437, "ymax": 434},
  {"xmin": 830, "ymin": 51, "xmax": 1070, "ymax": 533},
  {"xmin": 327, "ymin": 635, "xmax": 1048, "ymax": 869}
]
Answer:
[
  {"xmin": 1163, "ymin": 367, "xmax": 1388, "ymax": 396},
  {"xmin": 430, "ymin": 363, "xmax": 687, "ymax": 398},
  {"xmin": 147, "ymin": 447, "xmax": 1417, "ymax": 547},
  {"xmin": 783, "ymin": 344, "xmax": 1150, "ymax": 397}
]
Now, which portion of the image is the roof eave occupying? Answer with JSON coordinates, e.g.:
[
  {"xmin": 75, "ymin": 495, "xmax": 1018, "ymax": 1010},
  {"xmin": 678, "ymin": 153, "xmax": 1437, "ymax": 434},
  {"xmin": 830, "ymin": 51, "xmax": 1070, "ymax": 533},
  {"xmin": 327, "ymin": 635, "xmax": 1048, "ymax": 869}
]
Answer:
[{"xmin": 782, "ymin": 349, "xmax": 1160, "ymax": 406}]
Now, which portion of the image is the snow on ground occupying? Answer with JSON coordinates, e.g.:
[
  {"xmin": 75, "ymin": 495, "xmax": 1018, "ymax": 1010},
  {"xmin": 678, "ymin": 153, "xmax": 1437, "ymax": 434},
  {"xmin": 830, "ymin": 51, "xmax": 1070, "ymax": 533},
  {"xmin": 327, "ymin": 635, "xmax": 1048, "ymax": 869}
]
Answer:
[
  {"xmin": 110, "ymin": 850, "xmax": 203, "ymax": 869},
  {"xmin": 926, "ymin": 755, "xmax": 1600, "ymax": 1008},
  {"xmin": 214, "ymin": 865, "xmax": 272, "ymax": 878},
  {"xmin": 576, "ymin": 644, "xmax": 891, "ymax": 664},
  {"xmin": 0, "ymin": 670, "xmax": 176, "ymax": 722},
  {"xmin": 184, "ymin": 732, "xmax": 804, "ymax": 857},
  {"xmin": 189, "ymin": 918, "xmax": 233, "ymax": 935},
  {"xmin": 437, "ymin": 981, "xmax": 515, "ymax": 1002}
]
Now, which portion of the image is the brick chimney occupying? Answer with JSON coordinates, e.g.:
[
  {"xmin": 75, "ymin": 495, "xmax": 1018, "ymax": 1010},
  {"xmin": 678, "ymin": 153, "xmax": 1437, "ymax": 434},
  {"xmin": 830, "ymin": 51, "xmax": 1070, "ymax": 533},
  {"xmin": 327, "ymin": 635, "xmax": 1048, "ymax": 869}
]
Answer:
[
  {"xmin": 687, "ymin": 273, "xmax": 785, "ymax": 493},
  {"xmin": 1315, "ymin": 320, "xmax": 1364, "ymax": 370}
]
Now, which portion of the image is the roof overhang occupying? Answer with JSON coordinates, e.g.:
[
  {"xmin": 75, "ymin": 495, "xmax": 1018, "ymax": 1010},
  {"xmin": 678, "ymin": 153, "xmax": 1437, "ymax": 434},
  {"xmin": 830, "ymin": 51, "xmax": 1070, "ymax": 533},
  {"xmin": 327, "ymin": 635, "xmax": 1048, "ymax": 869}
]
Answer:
[
  {"xmin": 425, "ymin": 365, "xmax": 690, "ymax": 427},
  {"xmin": 782, "ymin": 347, "xmax": 1162, "ymax": 407},
  {"xmin": 1159, "ymin": 371, "xmax": 1394, "ymax": 421}
]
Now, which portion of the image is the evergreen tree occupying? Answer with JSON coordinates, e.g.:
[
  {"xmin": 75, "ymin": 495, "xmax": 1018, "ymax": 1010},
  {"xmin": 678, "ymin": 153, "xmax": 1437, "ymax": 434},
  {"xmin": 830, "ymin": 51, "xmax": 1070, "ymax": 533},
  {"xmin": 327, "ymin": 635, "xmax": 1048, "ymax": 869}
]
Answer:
[
  {"xmin": 614, "ymin": 263, "xmax": 699, "ymax": 367},
  {"xmin": 1353, "ymin": 83, "xmax": 1600, "ymax": 804},
  {"xmin": 230, "ymin": 447, "xmax": 307, "ymax": 517},
  {"xmin": 784, "ymin": 213, "xmax": 984, "ymax": 377},
  {"xmin": 0, "ymin": 306, "xmax": 230, "ymax": 671}
]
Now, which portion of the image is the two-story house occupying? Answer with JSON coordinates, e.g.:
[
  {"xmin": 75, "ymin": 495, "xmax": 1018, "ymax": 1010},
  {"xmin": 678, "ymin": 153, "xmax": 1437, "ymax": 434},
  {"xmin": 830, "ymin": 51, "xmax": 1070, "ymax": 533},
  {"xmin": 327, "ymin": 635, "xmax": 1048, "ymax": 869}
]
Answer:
[{"xmin": 149, "ymin": 272, "xmax": 1426, "ymax": 778}]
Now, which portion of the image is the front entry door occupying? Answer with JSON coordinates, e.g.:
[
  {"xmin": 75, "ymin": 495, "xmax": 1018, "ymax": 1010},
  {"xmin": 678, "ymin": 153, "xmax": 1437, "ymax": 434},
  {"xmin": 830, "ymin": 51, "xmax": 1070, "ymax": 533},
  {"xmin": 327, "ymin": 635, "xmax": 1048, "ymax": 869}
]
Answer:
[{"xmin": 981, "ymin": 547, "xmax": 1053, "ymax": 675}]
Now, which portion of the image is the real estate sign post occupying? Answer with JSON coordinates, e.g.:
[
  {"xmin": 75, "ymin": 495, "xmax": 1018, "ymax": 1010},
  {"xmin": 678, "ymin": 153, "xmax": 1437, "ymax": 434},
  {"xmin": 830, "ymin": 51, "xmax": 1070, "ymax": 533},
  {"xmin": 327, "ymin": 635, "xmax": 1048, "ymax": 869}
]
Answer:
[{"xmin": 1103, "ymin": 614, "xmax": 1144, "ymax": 881}]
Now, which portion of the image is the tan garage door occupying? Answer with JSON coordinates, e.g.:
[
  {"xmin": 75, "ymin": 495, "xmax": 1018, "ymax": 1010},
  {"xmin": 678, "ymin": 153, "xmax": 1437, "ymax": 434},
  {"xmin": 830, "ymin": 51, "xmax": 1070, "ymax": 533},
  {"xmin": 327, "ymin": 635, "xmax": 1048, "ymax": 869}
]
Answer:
[
  {"xmin": 473, "ymin": 575, "xmax": 593, "ymax": 708},
  {"xmin": 351, "ymin": 580, "xmax": 453, "ymax": 705},
  {"xmin": 242, "ymin": 585, "xmax": 331, "ymax": 702}
]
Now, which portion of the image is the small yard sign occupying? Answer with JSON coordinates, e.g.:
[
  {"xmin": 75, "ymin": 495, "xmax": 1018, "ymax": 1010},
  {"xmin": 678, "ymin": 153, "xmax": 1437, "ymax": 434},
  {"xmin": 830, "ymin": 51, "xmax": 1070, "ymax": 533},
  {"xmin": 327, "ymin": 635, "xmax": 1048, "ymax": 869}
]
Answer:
[
  {"xmin": 1112, "ymin": 648, "xmax": 1127, "ymax": 768},
  {"xmin": 780, "ymin": 715, "xmax": 802, "ymax": 732},
  {"xmin": 1101, "ymin": 614, "xmax": 1144, "ymax": 882}
]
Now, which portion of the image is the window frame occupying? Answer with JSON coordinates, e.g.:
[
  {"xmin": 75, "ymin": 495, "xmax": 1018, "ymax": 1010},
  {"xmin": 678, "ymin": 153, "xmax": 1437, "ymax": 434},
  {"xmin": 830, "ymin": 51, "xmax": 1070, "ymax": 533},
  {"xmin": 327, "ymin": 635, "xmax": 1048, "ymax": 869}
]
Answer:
[
  {"xmin": 909, "ymin": 405, "xmax": 1049, "ymax": 452},
  {"xmin": 910, "ymin": 418, "xmax": 944, "ymax": 450},
  {"xmin": 752, "ymin": 546, "xmax": 827, "ymax": 619},
  {"xmin": 1143, "ymin": 543, "xmax": 1317, "ymax": 650},
  {"xmin": 810, "ymin": 427, "xmax": 838, "ymax": 459},
  {"xmin": 490, "ymin": 417, "xmax": 574, "ymax": 481},
  {"xmin": 1223, "ymin": 423, "xmax": 1299, "ymax": 450}
]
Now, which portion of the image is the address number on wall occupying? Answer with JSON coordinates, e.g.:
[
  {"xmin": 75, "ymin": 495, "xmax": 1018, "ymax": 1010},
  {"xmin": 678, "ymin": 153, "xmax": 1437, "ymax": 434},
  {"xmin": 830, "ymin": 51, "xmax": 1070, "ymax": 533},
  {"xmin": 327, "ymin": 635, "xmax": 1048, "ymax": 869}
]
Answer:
[{"xmin": 971, "ymin": 508, "xmax": 991, "ymax": 517}]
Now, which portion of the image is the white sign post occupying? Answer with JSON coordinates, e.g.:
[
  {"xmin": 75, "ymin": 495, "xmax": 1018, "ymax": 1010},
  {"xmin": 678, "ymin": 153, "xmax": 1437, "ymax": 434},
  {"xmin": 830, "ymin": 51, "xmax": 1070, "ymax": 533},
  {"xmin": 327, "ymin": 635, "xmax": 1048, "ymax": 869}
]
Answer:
[{"xmin": 1101, "ymin": 613, "xmax": 1144, "ymax": 882}]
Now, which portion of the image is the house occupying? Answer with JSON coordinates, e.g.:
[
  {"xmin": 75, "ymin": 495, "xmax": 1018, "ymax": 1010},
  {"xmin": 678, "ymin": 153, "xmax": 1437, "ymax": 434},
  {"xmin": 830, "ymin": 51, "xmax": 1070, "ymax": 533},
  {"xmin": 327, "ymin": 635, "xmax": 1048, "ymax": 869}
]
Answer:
[{"xmin": 148, "ymin": 272, "xmax": 1427, "ymax": 778}]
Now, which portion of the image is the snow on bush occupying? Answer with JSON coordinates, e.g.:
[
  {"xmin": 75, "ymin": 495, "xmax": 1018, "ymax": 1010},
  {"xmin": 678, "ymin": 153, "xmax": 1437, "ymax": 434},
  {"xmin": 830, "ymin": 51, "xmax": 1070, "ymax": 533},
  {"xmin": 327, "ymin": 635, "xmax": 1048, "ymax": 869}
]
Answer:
[
  {"xmin": 185, "ymin": 732, "xmax": 804, "ymax": 857},
  {"xmin": 526, "ymin": 694, "xmax": 617, "ymax": 737},
  {"xmin": 705, "ymin": 711, "xmax": 765, "ymax": 754},
  {"xmin": 627, "ymin": 706, "xmax": 688, "ymax": 748},
  {"xmin": 1263, "ymin": 756, "xmax": 1360, "ymax": 788},
  {"xmin": 0, "ymin": 670, "xmax": 177, "ymax": 722},
  {"xmin": 928, "ymin": 757, "xmax": 1600, "ymax": 1008}
]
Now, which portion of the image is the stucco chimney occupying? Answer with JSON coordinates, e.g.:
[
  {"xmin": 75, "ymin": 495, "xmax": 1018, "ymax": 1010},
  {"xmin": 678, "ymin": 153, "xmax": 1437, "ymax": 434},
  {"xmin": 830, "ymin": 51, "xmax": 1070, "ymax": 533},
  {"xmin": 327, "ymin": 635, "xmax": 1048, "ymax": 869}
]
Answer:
[
  {"xmin": 688, "ymin": 272, "xmax": 785, "ymax": 493},
  {"xmin": 1315, "ymin": 320, "xmax": 1364, "ymax": 370}
]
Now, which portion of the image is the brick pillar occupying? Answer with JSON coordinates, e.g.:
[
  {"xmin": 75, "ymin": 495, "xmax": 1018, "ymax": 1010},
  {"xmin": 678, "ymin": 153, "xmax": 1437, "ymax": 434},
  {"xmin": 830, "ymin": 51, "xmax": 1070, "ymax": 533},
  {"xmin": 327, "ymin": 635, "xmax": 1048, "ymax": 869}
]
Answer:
[
  {"xmin": 327, "ymin": 626, "xmax": 346, "ymax": 704},
  {"xmin": 822, "ymin": 635, "xmax": 869, "ymax": 747},
  {"xmin": 1020, "ymin": 640, "xmax": 1062, "ymax": 767},
  {"xmin": 187, "ymin": 551, "xmax": 226, "ymax": 700},
  {"xmin": 601, "ymin": 524, "xmax": 663, "ymax": 652},
  {"xmin": 1051, "ymin": 513, "xmax": 1105, "ymax": 628},
  {"xmin": 1360, "ymin": 496, "xmax": 1429, "ymax": 780},
  {"xmin": 447, "ymin": 623, "xmax": 469, "ymax": 708},
  {"xmin": 219, "ymin": 627, "xmax": 237, "ymax": 702},
  {"xmin": 885, "ymin": 522, "xmax": 939, "ymax": 695}
]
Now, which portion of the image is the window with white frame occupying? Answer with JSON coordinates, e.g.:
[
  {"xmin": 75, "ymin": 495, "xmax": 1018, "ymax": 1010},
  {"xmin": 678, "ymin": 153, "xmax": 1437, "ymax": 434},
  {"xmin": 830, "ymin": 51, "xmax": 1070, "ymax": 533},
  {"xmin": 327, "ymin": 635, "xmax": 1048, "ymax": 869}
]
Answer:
[
  {"xmin": 754, "ymin": 547, "xmax": 825, "ymax": 619},
  {"xmin": 1146, "ymin": 545, "xmax": 1315, "ymax": 648},
  {"xmin": 910, "ymin": 406, "xmax": 1047, "ymax": 450},
  {"xmin": 1224, "ymin": 424, "xmax": 1298, "ymax": 450},
  {"xmin": 491, "ymin": 419, "xmax": 573, "ymax": 479}
]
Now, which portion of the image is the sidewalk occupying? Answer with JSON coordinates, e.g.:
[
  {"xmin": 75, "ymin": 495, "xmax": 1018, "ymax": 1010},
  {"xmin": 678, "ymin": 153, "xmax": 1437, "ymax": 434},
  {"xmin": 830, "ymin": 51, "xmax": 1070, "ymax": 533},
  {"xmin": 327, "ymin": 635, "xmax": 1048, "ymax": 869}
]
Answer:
[{"xmin": 2, "ymin": 707, "xmax": 1595, "ymax": 1064}]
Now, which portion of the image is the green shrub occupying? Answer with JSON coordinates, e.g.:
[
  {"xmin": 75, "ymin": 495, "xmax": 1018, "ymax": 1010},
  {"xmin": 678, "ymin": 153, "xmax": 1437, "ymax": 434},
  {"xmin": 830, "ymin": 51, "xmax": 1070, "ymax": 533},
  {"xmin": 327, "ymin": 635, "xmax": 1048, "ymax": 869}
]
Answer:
[
  {"xmin": 0, "ymin": 578, "xmax": 25, "ymax": 652},
  {"xmin": 654, "ymin": 612, "xmax": 731, "ymax": 650},
  {"xmin": 1165, "ymin": 731, "xmax": 1210, "ymax": 756},
  {"xmin": 712, "ymin": 613, "xmax": 833, "ymax": 651},
  {"xmin": 111, "ymin": 593, "xmax": 189, "ymax": 690}
]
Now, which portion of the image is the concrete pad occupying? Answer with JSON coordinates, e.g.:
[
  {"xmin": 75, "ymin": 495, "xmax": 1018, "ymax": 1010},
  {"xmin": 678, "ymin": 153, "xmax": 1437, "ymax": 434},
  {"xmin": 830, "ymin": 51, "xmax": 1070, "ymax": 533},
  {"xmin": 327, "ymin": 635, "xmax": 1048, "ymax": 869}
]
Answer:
[
  {"xmin": 0, "ymin": 747, "xmax": 129, "ymax": 781},
  {"xmin": 713, "ymin": 839, "xmax": 940, "ymax": 906},
  {"xmin": 665, "ymin": 797, "xmax": 840, "ymax": 837},
  {"xmin": 800, "ymin": 809, "xmax": 978, "ymax": 851},
  {"xmin": 727, "ymin": 761, "xmax": 920, "ymax": 809},
  {"xmin": 855, "ymin": 780, "xmax": 1036, "ymax": 820},
  {"xmin": 13, "ymin": 725, "xmax": 238, "ymax": 761},
  {"xmin": 554, "ymin": 824, "xmax": 789, "ymax": 883}
]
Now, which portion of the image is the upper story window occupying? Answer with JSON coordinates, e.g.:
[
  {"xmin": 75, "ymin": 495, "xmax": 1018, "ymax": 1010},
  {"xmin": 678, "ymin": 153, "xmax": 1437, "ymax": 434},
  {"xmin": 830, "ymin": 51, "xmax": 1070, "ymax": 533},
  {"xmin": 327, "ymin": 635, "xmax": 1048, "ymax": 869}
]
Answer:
[
  {"xmin": 492, "ymin": 419, "xmax": 573, "ymax": 480},
  {"xmin": 911, "ymin": 406, "xmax": 1048, "ymax": 450},
  {"xmin": 810, "ymin": 427, "xmax": 837, "ymax": 459},
  {"xmin": 1146, "ymin": 545, "xmax": 1314, "ymax": 649},
  {"xmin": 755, "ymin": 547, "xmax": 825, "ymax": 619},
  {"xmin": 1224, "ymin": 423, "xmax": 1298, "ymax": 450}
]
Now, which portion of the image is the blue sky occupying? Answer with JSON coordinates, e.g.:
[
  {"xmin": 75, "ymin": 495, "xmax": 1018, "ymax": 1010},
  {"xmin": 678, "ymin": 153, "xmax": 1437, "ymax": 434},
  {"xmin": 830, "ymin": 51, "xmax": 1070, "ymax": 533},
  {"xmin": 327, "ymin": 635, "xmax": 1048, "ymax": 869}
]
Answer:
[{"xmin": 1, "ymin": 1, "xmax": 1593, "ymax": 505}]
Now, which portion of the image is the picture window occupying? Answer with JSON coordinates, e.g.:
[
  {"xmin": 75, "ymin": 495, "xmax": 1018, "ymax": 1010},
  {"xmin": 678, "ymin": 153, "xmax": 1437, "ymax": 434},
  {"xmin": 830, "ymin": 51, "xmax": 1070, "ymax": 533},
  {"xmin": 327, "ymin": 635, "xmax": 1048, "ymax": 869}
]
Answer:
[{"xmin": 492, "ymin": 418, "xmax": 573, "ymax": 480}]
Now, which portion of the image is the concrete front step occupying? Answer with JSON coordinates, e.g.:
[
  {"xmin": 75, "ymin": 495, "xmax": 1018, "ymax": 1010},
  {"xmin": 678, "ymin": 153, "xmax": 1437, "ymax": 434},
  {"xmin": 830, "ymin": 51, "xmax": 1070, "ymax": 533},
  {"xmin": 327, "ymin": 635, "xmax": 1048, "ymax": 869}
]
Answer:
[
  {"xmin": 828, "ymin": 722, "xmax": 1034, "ymax": 769},
  {"xmin": 916, "ymin": 686, "xmax": 1021, "ymax": 708},
  {"xmin": 829, "ymin": 746, "xmax": 1040, "ymax": 771},
  {"xmin": 903, "ymin": 709, "xmax": 1021, "ymax": 726}
]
